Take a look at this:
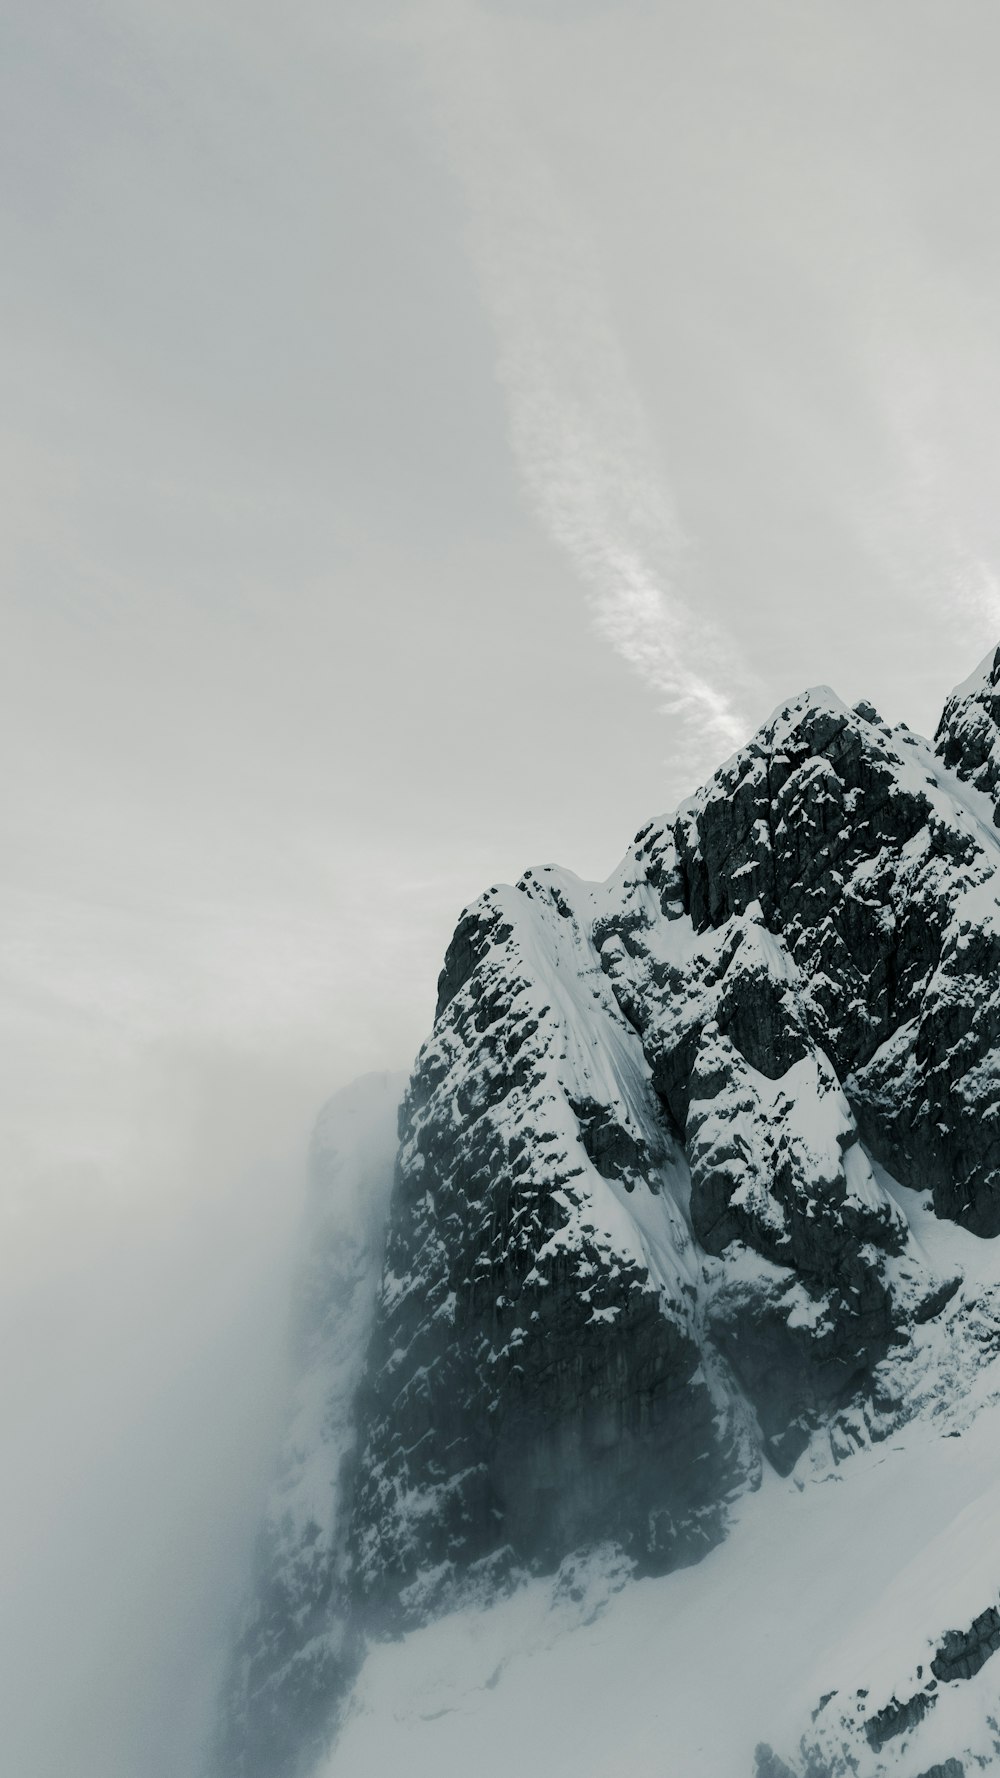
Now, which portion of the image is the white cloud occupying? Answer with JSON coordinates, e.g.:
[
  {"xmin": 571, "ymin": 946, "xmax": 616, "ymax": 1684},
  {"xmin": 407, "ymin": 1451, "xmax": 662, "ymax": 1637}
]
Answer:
[{"xmin": 419, "ymin": 0, "xmax": 755, "ymax": 769}]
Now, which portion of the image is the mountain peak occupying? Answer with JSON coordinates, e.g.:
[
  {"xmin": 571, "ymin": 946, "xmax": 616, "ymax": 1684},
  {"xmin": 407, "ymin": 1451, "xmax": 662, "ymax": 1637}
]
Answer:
[
  {"xmin": 935, "ymin": 640, "xmax": 1000, "ymax": 822},
  {"xmin": 221, "ymin": 644, "xmax": 1000, "ymax": 1778}
]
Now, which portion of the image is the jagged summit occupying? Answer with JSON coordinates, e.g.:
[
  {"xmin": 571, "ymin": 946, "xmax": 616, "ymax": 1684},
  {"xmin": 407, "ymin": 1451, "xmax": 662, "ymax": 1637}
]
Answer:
[
  {"xmin": 219, "ymin": 647, "xmax": 1000, "ymax": 1778},
  {"xmin": 936, "ymin": 640, "xmax": 1000, "ymax": 819}
]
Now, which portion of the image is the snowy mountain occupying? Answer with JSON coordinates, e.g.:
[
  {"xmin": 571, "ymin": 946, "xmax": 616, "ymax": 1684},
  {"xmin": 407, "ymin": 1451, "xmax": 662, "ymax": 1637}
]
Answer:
[{"xmin": 219, "ymin": 646, "xmax": 1000, "ymax": 1778}]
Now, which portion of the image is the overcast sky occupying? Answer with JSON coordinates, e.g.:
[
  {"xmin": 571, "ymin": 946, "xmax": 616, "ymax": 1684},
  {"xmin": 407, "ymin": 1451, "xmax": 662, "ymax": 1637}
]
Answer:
[{"xmin": 7, "ymin": 3, "xmax": 1000, "ymax": 1773}]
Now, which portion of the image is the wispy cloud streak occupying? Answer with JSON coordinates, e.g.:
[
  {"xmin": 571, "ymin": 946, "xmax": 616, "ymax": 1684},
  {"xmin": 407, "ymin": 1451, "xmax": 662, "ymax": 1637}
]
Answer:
[{"xmin": 418, "ymin": 2, "xmax": 754, "ymax": 768}]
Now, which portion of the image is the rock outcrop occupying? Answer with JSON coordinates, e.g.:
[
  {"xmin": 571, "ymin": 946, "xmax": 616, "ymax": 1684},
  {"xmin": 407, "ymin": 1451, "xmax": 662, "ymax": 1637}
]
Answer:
[
  {"xmin": 766, "ymin": 1577, "xmax": 1000, "ymax": 1778},
  {"xmin": 935, "ymin": 642, "xmax": 1000, "ymax": 819}
]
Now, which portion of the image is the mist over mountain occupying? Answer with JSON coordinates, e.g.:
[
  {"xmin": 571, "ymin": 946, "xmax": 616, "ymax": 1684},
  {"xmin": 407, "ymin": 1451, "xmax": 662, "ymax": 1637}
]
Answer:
[
  {"xmin": 16, "ymin": 10, "xmax": 1000, "ymax": 1778},
  {"xmin": 218, "ymin": 644, "xmax": 1000, "ymax": 1778}
]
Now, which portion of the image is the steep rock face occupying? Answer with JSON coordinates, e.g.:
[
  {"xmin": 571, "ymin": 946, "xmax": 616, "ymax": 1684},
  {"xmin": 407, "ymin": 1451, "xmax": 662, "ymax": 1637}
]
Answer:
[
  {"xmin": 935, "ymin": 642, "xmax": 1000, "ymax": 818},
  {"xmin": 349, "ymin": 872, "xmax": 753, "ymax": 1616},
  {"xmin": 345, "ymin": 682, "xmax": 1000, "ymax": 1603},
  {"xmin": 601, "ymin": 688, "xmax": 1000, "ymax": 1236}
]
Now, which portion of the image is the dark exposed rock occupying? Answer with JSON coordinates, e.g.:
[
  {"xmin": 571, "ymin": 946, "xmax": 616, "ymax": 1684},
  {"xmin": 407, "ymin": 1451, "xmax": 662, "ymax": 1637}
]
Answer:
[
  {"xmin": 786, "ymin": 1588, "xmax": 1000, "ymax": 1778},
  {"xmin": 602, "ymin": 688, "xmax": 1000, "ymax": 1239},
  {"xmin": 349, "ymin": 872, "xmax": 749, "ymax": 1613},
  {"xmin": 864, "ymin": 1685, "xmax": 935, "ymax": 1749},
  {"xmin": 935, "ymin": 643, "xmax": 1000, "ymax": 821},
  {"xmin": 567, "ymin": 1093, "xmax": 655, "ymax": 1184},
  {"xmin": 932, "ymin": 1603, "xmax": 1000, "ymax": 1683}
]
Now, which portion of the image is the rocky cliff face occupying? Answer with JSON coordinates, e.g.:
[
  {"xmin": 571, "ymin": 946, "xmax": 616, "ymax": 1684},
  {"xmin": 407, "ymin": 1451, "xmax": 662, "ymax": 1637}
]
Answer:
[
  {"xmin": 220, "ymin": 648, "xmax": 1000, "ymax": 1778},
  {"xmin": 935, "ymin": 641, "xmax": 1000, "ymax": 818}
]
